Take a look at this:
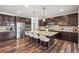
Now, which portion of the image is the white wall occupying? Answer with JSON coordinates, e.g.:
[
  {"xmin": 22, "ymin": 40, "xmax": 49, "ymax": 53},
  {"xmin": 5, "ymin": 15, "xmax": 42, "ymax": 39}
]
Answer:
[{"xmin": 31, "ymin": 17, "xmax": 38, "ymax": 31}]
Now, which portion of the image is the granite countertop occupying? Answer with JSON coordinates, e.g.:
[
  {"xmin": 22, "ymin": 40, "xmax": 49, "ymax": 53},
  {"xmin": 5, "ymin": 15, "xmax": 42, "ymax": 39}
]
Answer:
[
  {"xmin": 0, "ymin": 30, "xmax": 12, "ymax": 33},
  {"xmin": 48, "ymin": 26, "xmax": 78, "ymax": 33},
  {"xmin": 31, "ymin": 30, "xmax": 59, "ymax": 36},
  {"xmin": 49, "ymin": 29, "xmax": 78, "ymax": 33}
]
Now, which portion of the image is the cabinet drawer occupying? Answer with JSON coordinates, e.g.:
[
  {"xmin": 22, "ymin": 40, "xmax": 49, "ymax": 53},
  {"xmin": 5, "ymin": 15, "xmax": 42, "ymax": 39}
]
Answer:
[{"xmin": 0, "ymin": 33, "xmax": 4, "ymax": 42}]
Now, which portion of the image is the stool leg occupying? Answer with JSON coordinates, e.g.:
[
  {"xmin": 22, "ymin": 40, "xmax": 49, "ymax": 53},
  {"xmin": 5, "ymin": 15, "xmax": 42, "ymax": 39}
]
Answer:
[
  {"xmin": 31, "ymin": 37, "xmax": 32, "ymax": 43},
  {"xmin": 37, "ymin": 39, "xmax": 39, "ymax": 46},
  {"xmin": 36, "ymin": 39, "xmax": 38, "ymax": 46},
  {"xmin": 45, "ymin": 43, "xmax": 47, "ymax": 53},
  {"xmin": 44, "ymin": 42, "xmax": 49, "ymax": 53},
  {"xmin": 29, "ymin": 37, "xmax": 32, "ymax": 43}
]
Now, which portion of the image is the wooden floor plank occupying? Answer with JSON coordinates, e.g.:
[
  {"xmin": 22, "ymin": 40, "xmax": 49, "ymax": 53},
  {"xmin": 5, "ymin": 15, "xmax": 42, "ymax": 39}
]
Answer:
[{"xmin": 0, "ymin": 38, "xmax": 78, "ymax": 53}]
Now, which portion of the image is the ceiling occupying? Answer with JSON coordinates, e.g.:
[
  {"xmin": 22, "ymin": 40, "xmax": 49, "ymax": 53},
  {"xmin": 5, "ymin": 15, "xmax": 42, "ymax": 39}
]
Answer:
[{"xmin": 0, "ymin": 5, "xmax": 78, "ymax": 19}]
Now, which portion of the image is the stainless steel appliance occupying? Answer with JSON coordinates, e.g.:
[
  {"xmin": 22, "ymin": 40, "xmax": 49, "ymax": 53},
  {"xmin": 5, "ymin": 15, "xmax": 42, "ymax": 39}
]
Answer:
[{"xmin": 16, "ymin": 22, "xmax": 25, "ymax": 39}]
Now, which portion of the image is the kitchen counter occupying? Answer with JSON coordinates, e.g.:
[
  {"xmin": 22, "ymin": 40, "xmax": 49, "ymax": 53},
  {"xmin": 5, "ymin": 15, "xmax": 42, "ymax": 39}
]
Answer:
[
  {"xmin": 49, "ymin": 29, "xmax": 78, "ymax": 33},
  {"xmin": 31, "ymin": 30, "xmax": 59, "ymax": 36},
  {"xmin": 48, "ymin": 26, "xmax": 78, "ymax": 33},
  {"xmin": 0, "ymin": 30, "xmax": 15, "ymax": 33}
]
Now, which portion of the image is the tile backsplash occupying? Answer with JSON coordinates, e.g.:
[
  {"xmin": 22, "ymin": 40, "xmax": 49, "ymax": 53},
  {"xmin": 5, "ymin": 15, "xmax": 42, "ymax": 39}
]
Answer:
[
  {"xmin": 48, "ymin": 26, "xmax": 78, "ymax": 32},
  {"xmin": 0, "ymin": 26, "xmax": 10, "ymax": 31}
]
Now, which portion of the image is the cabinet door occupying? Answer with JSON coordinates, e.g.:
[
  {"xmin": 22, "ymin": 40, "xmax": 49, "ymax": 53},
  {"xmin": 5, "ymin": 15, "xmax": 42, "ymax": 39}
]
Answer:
[
  {"xmin": 9, "ymin": 16, "xmax": 15, "ymax": 22},
  {"xmin": 71, "ymin": 33, "xmax": 78, "ymax": 43},
  {"xmin": 38, "ymin": 20, "xmax": 45, "ymax": 26},
  {"xmin": 0, "ymin": 33, "xmax": 4, "ymax": 42},
  {"xmin": 3, "ymin": 15, "xmax": 10, "ymax": 26},
  {"xmin": 3, "ymin": 32, "xmax": 9, "ymax": 41},
  {"xmin": 62, "ymin": 32, "xmax": 71, "ymax": 41},
  {"xmin": 68, "ymin": 13, "xmax": 78, "ymax": 26},
  {"xmin": 8, "ymin": 32, "xmax": 16, "ymax": 40},
  {"xmin": 25, "ymin": 18, "xmax": 31, "ymax": 24},
  {"xmin": 0, "ymin": 15, "xmax": 3, "ymax": 25}
]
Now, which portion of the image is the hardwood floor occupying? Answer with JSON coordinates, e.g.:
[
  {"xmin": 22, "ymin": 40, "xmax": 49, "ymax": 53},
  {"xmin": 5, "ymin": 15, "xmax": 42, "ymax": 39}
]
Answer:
[{"xmin": 0, "ymin": 37, "xmax": 78, "ymax": 53}]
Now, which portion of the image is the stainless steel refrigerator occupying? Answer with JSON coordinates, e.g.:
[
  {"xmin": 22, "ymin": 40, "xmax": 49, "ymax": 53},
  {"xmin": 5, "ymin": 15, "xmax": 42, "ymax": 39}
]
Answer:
[{"xmin": 16, "ymin": 22, "xmax": 25, "ymax": 39}]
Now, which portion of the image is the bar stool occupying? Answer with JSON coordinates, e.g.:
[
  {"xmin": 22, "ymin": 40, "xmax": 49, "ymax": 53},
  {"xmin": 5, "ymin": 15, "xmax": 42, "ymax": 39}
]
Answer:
[
  {"xmin": 33, "ymin": 33, "xmax": 40, "ymax": 46},
  {"xmin": 25, "ymin": 31, "xmax": 29, "ymax": 38},
  {"xmin": 28, "ymin": 31, "xmax": 34, "ymax": 43},
  {"xmin": 39, "ymin": 34, "xmax": 50, "ymax": 52},
  {"xmin": 25, "ymin": 31, "xmax": 30, "ymax": 42}
]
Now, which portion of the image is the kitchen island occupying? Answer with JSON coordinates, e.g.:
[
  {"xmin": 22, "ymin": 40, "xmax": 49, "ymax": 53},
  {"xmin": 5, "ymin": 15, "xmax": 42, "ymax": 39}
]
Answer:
[
  {"xmin": 29, "ymin": 30, "xmax": 59, "ymax": 47},
  {"xmin": 31, "ymin": 30, "xmax": 59, "ymax": 36}
]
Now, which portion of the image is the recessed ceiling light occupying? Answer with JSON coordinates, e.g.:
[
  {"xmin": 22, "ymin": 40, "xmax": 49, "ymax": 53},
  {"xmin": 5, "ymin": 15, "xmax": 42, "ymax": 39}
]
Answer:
[
  {"xmin": 17, "ymin": 11, "xmax": 21, "ymax": 14},
  {"xmin": 25, "ymin": 5, "xmax": 29, "ymax": 7},
  {"xmin": 43, "ymin": 18, "xmax": 45, "ymax": 22},
  {"xmin": 41, "ymin": 13, "xmax": 47, "ymax": 16},
  {"xmin": 45, "ymin": 13, "xmax": 47, "ymax": 16},
  {"xmin": 60, "ymin": 9, "xmax": 64, "ymax": 12}
]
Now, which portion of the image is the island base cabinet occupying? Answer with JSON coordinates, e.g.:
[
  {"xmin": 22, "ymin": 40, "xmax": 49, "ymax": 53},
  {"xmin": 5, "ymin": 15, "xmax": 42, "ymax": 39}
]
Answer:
[
  {"xmin": 0, "ymin": 32, "xmax": 16, "ymax": 42},
  {"xmin": 56, "ymin": 32, "xmax": 78, "ymax": 43},
  {"xmin": 0, "ymin": 33, "xmax": 4, "ymax": 42}
]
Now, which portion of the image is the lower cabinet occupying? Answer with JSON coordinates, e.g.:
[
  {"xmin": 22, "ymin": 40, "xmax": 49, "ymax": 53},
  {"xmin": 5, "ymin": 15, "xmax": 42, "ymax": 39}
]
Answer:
[
  {"xmin": 56, "ymin": 32, "xmax": 78, "ymax": 43},
  {"xmin": 0, "ymin": 31, "xmax": 16, "ymax": 42},
  {"xmin": 0, "ymin": 33, "xmax": 4, "ymax": 42},
  {"xmin": 8, "ymin": 31, "xmax": 16, "ymax": 40}
]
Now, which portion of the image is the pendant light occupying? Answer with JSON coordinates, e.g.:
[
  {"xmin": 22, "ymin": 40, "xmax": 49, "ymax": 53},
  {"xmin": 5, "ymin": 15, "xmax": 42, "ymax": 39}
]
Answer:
[{"xmin": 43, "ymin": 7, "xmax": 46, "ymax": 22}]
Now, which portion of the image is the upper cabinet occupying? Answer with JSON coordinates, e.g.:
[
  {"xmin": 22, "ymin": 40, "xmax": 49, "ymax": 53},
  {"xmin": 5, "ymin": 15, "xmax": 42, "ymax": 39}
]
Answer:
[
  {"xmin": 16, "ymin": 16, "xmax": 22, "ymax": 22},
  {"xmin": 16, "ymin": 16, "xmax": 31, "ymax": 24},
  {"xmin": 55, "ymin": 13, "xmax": 78, "ymax": 26},
  {"xmin": 38, "ymin": 20, "xmax": 47, "ymax": 26},
  {"xmin": 38, "ymin": 20, "xmax": 43, "ymax": 26},
  {"xmin": 3, "ymin": 15, "xmax": 10, "ymax": 26},
  {"xmin": 68, "ymin": 13, "xmax": 78, "ymax": 26},
  {"xmin": 0, "ymin": 14, "xmax": 16, "ymax": 26},
  {"xmin": 0, "ymin": 14, "xmax": 4, "ymax": 26},
  {"xmin": 40, "ymin": 13, "xmax": 78, "ymax": 26},
  {"xmin": 54, "ymin": 16, "xmax": 69, "ymax": 26},
  {"xmin": 9, "ymin": 16, "xmax": 15, "ymax": 23},
  {"xmin": 25, "ymin": 18, "xmax": 31, "ymax": 24}
]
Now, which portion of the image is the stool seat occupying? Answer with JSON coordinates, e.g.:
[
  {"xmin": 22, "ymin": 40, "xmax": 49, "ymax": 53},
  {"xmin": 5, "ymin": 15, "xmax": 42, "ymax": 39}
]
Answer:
[
  {"xmin": 33, "ymin": 33, "xmax": 39, "ymax": 39},
  {"xmin": 39, "ymin": 35, "xmax": 50, "ymax": 42}
]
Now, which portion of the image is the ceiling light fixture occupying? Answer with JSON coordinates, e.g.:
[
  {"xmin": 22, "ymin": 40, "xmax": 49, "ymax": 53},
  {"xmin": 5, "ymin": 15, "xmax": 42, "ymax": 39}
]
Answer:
[
  {"xmin": 42, "ymin": 7, "xmax": 46, "ymax": 22},
  {"xmin": 32, "ymin": 11, "xmax": 36, "ymax": 17},
  {"xmin": 25, "ymin": 5, "xmax": 29, "ymax": 7},
  {"xmin": 17, "ymin": 11, "xmax": 21, "ymax": 14},
  {"xmin": 60, "ymin": 9, "xmax": 64, "ymax": 12}
]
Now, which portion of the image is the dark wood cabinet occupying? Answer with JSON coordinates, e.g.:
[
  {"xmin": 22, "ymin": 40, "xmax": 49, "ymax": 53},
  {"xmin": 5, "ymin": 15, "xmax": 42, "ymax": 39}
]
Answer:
[
  {"xmin": 0, "ymin": 33, "xmax": 4, "ymax": 42},
  {"xmin": 56, "ymin": 32, "xmax": 78, "ymax": 43},
  {"xmin": 68, "ymin": 13, "xmax": 78, "ymax": 26},
  {"xmin": 9, "ymin": 16, "xmax": 15, "ymax": 22},
  {"xmin": 55, "ymin": 16, "xmax": 69, "ymax": 26},
  {"xmin": 39, "ymin": 20, "xmax": 43, "ymax": 26},
  {"xmin": 25, "ymin": 18, "xmax": 31, "ymax": 24},
  {"xmin": 8, "ymin": 31, "xmax": 16, "ymax": 40},
  {"xmin": 3, "ymin": 32, "xmax": 9, "ymax": 41},
  {"xmin": 0, "ymin": 14, "xmax": 16, "ymax": 42},
  {"xmin": 0, "ymin": 14, "xmax": 15, "ymax": 26},
  {"xmin": 62, "ymin": 32, "xmax": 71, "ymax": 41},
  {"xmin": 39, "ymin": 20, "xmax": 47, "ymax": 26},
  {"xmin": 3, "ymin": 15, "xmax": 10, "ymax": 26},
  {"xmin": 0, "ymin": 31, "xmax": 16, "ymax": 42},
  {"xmin": 16, "ymin": 16, "xmax": 21, "ymax": 22},
  {"xmin": 0, "ymin": 14, "xmax": 4, "ymax": 26},
  {"xmin": 70, "ymin": 32, "xmax": 78, "ymax": 43},
  {"xmin": 0, "ymin": 14, "xmax": 31, "ymax": 42},
  {"xmin": 16, "ymin": 16, "xmax": 31, "ymax": 24},
  {"xmin": 42, "ymin": 13, "xmax": 78, "ymax": 26}
]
